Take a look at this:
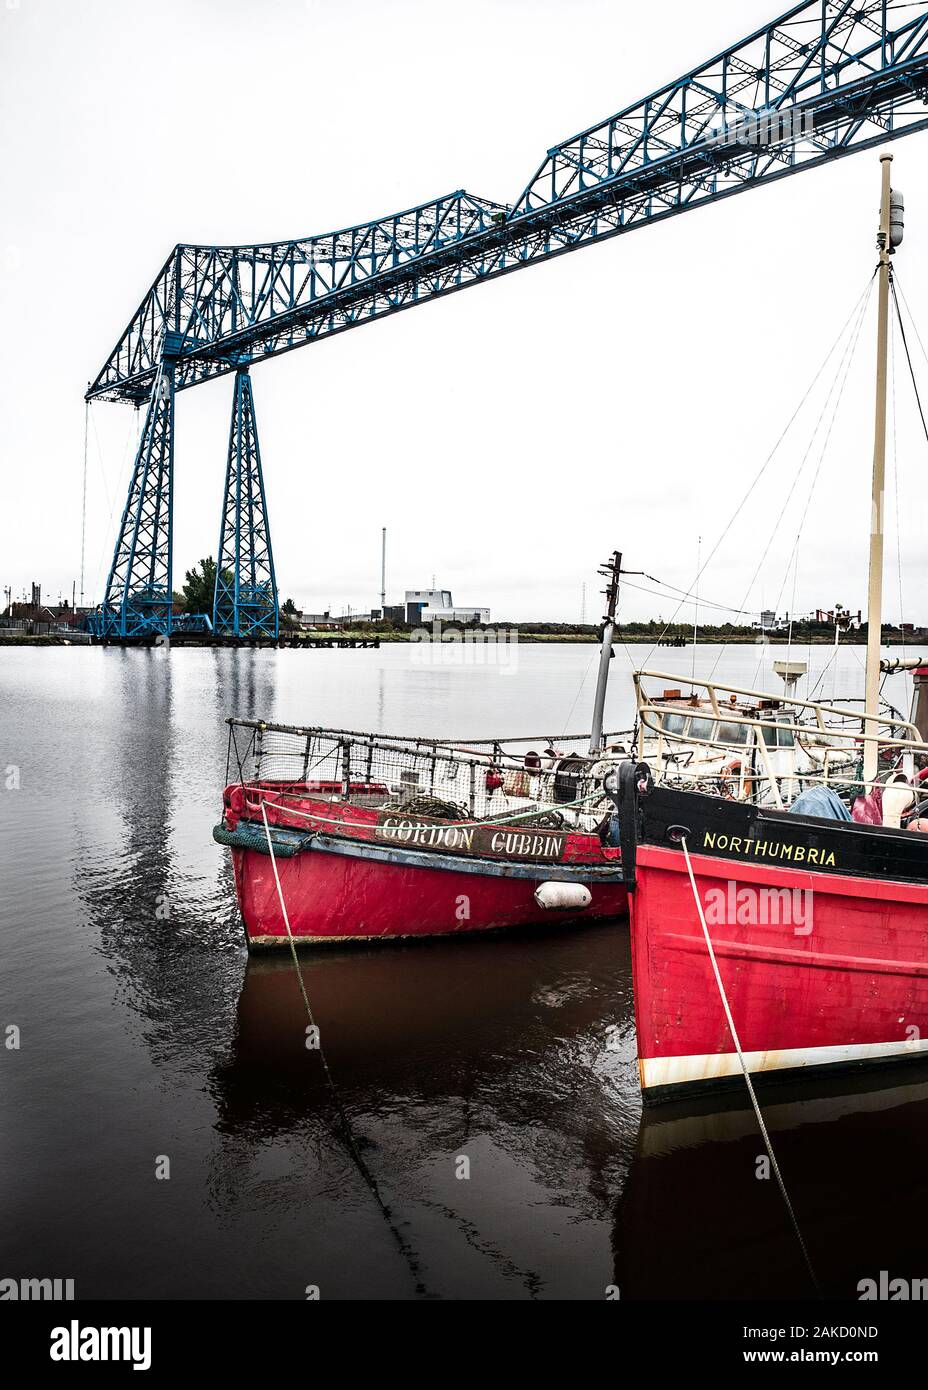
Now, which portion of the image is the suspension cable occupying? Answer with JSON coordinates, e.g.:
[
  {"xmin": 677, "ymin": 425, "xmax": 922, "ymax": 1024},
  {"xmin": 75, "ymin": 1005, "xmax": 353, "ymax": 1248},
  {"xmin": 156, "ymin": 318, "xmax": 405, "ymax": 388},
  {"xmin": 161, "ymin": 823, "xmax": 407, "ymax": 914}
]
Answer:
[{"xmin": 81, "ymin": 401, "xmax": 89, "ymax": 608}]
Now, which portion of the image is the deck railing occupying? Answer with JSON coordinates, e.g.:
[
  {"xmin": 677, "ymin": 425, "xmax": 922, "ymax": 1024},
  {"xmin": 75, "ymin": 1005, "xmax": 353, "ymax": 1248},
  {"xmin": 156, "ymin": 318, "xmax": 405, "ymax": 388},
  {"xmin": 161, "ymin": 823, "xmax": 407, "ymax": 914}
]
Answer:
[
  {"xmin": 225, "ymin": 717, "xmax": 636, "ymax": 823},
  {"xmin": 633, "ymin": 669, "xmax": 927, "ymax": 807}
]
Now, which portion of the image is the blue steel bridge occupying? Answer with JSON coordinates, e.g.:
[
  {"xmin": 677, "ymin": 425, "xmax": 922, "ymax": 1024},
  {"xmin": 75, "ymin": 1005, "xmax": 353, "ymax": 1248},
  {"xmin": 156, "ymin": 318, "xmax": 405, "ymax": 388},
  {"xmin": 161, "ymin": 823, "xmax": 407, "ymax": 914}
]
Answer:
[{"xmin": 86, "ymin": 0, "xmax": 928, "ymax": 641}]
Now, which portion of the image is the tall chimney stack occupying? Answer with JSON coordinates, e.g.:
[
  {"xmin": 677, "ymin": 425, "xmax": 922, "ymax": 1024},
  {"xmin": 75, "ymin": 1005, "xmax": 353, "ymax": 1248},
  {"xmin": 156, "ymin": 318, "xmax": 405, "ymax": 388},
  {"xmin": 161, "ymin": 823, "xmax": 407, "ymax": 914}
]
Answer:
[{"xmin": 380, "ymin": 527, "xmax": 387, "ymax": 614}]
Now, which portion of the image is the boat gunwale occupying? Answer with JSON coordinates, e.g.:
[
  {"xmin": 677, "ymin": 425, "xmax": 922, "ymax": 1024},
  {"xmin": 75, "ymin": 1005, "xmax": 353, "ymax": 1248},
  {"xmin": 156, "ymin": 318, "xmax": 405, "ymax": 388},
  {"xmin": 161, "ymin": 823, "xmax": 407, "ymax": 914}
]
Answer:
[{"xmin": 635, "ymin": 778, "xmax": 928, "ymax": 890}]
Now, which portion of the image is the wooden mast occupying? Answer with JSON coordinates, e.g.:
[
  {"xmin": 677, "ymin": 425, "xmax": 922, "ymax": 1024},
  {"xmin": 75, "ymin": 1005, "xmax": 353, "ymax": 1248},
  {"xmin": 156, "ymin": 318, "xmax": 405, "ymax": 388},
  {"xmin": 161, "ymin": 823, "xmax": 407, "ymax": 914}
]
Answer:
[
  {"xmin": 863, "ymin": 154, "xmax": 894, "ymax": 786},
  {"xmin": 589, "ymin": 551, "xmax": 621, "ymax": 754}
]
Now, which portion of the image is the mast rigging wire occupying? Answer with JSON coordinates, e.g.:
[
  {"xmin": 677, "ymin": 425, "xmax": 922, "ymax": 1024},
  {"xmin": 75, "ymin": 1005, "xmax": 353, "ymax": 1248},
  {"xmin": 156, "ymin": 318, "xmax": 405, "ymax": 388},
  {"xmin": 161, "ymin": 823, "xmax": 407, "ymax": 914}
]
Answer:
[
  {"xmin": 639, "ymin": 274, "xmax": 878, "ymax": 665},
  {"xmin": 891, "ymin": 278, "xmax": 928, "ymax": 450},
  {"xmin": 740, "ymin": 276, "xmax": 875, "ymax": 688},
  {"xmin": 722, "ymin": 273, "xmax": 877, "ymax": 686},
  {"xmin": 894, "ymin": 274, "xmax": 928, "ymax": 371},
  {"xmin": 621, "ymin": 576, "xmax": 763, "ymax": 620}
]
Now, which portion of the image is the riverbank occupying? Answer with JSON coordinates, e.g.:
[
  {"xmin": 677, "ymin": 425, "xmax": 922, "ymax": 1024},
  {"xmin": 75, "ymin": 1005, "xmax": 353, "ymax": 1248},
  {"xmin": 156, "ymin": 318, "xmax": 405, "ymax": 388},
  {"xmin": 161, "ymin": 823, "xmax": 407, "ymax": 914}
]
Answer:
[{"xmin": 2, "ymin": 631, "xmax": 923, "ymax": 648}]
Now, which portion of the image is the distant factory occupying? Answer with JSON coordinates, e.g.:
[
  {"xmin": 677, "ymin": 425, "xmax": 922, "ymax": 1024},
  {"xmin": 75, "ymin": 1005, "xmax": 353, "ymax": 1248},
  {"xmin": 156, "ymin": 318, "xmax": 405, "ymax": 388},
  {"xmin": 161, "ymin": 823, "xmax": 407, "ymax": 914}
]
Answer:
[
  {"xmin": 369, "ymin": 529, "xmax": 489, "ymax": 624},
  {"xmin": 400, "ymin": 588, "xmax": 490, "ymax": 625},
  {"xmin": 750, "ymin": 605, "xmax": 865, "ymax": 632},
  {"xmin": 289, "ymin": 526, "xmax": 491, "ymax": 628},
  {"xmin": 292, "ymin": 587, "xmax": 490, "ymax": 630}
]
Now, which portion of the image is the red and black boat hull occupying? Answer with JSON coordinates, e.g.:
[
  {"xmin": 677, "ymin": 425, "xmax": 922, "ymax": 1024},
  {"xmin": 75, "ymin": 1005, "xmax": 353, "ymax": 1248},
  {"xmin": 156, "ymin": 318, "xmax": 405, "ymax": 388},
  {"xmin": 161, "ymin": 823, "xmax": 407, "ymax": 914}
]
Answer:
[
  {"xmin": 215, "ymin": 783, "xmax": 628, "ymax": 947},
  {"xmin": 623, "ymin": 774, "xmax": 928, "ymax": 1103}
]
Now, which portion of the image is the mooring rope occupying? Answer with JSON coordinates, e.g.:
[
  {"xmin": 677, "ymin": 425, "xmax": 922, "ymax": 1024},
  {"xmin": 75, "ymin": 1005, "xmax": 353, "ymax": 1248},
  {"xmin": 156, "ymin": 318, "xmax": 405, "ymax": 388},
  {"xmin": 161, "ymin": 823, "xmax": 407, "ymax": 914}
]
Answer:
[
  {"xmin": 679, "ymin": 835, "xmax": 822, "ymax": 1298},
  {"xmin": 258, "ymin": 801, "xmax": 428, "ymax": 1296}
]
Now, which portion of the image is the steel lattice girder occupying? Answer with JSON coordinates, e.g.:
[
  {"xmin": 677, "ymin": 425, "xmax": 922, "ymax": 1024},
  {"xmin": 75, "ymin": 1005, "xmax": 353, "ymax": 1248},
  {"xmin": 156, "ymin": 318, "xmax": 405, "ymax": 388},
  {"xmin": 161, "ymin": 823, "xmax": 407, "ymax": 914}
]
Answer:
[
  {"xmin": 212, "ymin": 369, "xmax": 278, "ymax": 640},
  {"xmin": 86, "ymin": 0, "xmax": 928, "ymax": 407},
  {"xmin": 90, "ymin": 364, "xmax": 175, "ymax": 638}
]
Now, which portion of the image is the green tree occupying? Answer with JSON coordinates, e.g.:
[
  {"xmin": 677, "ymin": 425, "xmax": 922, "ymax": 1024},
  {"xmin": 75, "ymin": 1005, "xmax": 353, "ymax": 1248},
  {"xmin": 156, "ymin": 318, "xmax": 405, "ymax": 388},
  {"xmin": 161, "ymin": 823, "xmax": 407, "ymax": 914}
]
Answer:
[
  {"xmin": 182, "ymin": 557, "xmax": 217, "ymax": 614},
  {"xmin": 282, "ymin": 597, "xmax": 297, "ymax": 616}
]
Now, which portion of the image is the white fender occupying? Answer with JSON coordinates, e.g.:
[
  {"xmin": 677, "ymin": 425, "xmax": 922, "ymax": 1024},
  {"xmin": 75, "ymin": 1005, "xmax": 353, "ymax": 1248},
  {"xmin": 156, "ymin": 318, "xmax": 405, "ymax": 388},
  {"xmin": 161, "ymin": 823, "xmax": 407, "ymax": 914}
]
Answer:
[
  {"xmin": 883, "ymin": 776, "xmax": 915, "ymax": 829},
  {"xmin": 533, "ymin": 881, "xmax": 592, "ymax": 912}
]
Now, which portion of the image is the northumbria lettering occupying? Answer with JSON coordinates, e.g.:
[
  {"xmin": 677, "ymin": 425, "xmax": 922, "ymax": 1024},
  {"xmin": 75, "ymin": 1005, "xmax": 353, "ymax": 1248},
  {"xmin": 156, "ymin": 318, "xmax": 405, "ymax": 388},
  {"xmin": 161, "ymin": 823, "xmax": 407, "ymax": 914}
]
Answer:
[
  {"xmin": 703, "ymin": 830, "xmax": 836, "ymax": 868},
  {"xmin": 376, "ymin": 813, "xmax": 566, "ymax": 862}
]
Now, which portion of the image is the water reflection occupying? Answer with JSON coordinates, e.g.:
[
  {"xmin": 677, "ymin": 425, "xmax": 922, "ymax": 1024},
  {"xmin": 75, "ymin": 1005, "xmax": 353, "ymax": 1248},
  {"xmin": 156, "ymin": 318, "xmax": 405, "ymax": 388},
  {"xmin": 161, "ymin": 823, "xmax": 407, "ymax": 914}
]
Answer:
[
  {"xmin": 613, "ymin": 1065, "xmax": 928, "ymax": 1300},
  {"xmin": 11, "ymin": 643, "xmax": 928, "ymax": 1297},
  {"xmin": 214, "ymin": 923, "xmax": 637, "ymax": 1150},
  {"xmin": 70, "ymin": 650, "xmax": 279, "ymax": 1056},
  {"xmin": 205, "ymin": 925, "xmax": 640, "ymax": 1295}
]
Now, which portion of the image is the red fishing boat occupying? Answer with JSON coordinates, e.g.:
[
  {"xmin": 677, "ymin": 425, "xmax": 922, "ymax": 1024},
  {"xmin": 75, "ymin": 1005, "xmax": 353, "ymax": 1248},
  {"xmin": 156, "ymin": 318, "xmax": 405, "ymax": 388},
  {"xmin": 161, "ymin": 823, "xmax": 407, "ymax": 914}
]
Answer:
[
  {"xmin": 619, "ymin": 726, "xmax": 928, "ymax": 1101},
  {"xmin": 622, "ymin": 153, "xmax": 928, "ymax": 1103},
  {"xmin": 214, "ymin": 555, "xmax": 632, "ymax": 947}
]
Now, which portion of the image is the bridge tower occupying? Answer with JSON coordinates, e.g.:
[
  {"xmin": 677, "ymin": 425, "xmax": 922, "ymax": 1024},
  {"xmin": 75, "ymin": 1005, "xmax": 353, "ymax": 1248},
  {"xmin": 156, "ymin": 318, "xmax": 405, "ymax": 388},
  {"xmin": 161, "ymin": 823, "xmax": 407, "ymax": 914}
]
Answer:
[
  {"xmin": 95, "ymin": 339, "xmax": 179, "ymax": 640},
  {"xmin": 84, "ymin": 0, "xmax": 928, "ymax": 646},
  {"xmin": 212, "ymin": 366, "xmax": 279, "ymax": 641}
]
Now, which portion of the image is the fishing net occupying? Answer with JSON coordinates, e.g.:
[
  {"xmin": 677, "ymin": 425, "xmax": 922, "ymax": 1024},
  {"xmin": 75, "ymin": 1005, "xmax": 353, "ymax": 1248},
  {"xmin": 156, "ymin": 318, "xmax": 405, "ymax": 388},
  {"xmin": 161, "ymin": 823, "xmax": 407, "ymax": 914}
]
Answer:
[{"xmin": 225, "ymin": 719, "xmax": 615, "ymax": 827}]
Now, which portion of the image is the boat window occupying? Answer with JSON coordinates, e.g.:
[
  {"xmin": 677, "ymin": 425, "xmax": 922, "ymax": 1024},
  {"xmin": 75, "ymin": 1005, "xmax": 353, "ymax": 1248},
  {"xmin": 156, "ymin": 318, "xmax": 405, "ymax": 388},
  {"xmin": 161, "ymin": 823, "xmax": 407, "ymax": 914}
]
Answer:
[
  {"xmin": 717, "ymin": 720, "xmax": 749, "ymax": 746},
  {"xmin": 661, "ymin": 713, "xmax": 687, "ymax": 736},
  {"xmin": 762, "ymin": 717, "xmax": 795, "ymax": 748},
  {"xmin": 689, "ymin": 718, "xmax": 716, "ymax": 741}
]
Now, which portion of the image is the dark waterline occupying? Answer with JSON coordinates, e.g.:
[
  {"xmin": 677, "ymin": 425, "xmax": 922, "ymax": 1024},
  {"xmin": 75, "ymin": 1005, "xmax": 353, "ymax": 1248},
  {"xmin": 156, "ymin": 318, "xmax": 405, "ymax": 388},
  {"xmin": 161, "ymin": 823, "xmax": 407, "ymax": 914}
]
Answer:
[{"xmin": 2, "ymin": 644, "xmax": 928, "ymax": 1299}]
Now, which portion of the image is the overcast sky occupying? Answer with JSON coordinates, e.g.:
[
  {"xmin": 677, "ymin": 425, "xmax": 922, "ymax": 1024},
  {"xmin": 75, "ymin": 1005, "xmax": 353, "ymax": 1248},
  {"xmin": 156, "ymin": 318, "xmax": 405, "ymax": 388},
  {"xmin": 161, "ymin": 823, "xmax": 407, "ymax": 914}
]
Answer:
[{"xmin": 3, "ymin": 0, "xmax": 928, "ymax": 625}]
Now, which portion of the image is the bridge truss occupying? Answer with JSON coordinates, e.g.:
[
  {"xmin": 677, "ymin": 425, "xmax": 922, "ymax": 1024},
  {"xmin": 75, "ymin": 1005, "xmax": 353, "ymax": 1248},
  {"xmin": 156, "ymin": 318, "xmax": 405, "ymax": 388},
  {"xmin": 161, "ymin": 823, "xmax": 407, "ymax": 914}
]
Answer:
[{"xmin": 86, "ymin": 0, "xmax": 928, "ymax": 640}]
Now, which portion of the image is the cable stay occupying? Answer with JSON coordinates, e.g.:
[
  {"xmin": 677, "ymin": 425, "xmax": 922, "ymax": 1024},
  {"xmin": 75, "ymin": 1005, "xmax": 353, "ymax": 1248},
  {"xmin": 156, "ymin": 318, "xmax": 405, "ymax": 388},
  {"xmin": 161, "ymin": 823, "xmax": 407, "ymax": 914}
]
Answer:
[{"xmin": 639, "ymin": 274, "xmax": 877, "ymax": 665}]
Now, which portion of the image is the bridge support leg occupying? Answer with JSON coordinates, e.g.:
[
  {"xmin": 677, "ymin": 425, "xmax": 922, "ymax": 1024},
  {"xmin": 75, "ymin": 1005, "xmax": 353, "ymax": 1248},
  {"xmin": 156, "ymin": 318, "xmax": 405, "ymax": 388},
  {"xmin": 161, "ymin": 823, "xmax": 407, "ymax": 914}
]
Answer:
[
  {"xmin": 98, "ymin": 361, "xmax": 175, "ymax": 640},
  {"xmin": 212, "ymin": 367, "xmax": 279, "ymax": 641}
]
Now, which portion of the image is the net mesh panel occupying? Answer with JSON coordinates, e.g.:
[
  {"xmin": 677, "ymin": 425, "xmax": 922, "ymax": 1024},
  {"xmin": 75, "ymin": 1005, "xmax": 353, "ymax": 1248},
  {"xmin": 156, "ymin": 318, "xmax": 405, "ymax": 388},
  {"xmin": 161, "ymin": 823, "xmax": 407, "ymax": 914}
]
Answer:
[{"xmin": 231, "ymin": 722, "xmax": 622, "ymax": 824}]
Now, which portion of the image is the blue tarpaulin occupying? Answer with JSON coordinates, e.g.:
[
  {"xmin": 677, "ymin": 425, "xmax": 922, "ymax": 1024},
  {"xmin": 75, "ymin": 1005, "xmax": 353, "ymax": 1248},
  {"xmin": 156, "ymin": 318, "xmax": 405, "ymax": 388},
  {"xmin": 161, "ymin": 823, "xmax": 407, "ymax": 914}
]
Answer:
[{"xmin": 789, "ymin": 786, "xmax": 852, "ymax": 822}]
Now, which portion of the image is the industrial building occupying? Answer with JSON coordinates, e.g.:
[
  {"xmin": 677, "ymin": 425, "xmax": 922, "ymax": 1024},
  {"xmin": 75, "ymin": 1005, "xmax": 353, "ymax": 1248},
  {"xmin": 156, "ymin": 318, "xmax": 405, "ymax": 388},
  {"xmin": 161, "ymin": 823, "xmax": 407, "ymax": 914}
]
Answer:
[{"xmin": 404, "ymin": 588, "xmax": 490, "ymax": 625}]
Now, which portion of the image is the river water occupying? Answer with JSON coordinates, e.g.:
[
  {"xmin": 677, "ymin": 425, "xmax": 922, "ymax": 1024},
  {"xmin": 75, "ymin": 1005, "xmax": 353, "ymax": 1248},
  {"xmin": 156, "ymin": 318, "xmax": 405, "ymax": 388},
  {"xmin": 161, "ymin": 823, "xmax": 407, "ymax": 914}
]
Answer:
[{"xmin": 2, "ymin": 640, "xmax": 927, "ymax": 1300}]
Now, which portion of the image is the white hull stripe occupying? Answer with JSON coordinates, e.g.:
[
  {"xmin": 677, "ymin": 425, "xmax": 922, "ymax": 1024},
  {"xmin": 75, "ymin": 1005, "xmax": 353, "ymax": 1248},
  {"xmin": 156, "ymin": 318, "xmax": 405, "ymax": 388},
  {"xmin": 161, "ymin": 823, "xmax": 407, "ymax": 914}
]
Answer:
[{"xmin": 640, "ymin": 1037, "xmax": 928, "ymax": 1090}]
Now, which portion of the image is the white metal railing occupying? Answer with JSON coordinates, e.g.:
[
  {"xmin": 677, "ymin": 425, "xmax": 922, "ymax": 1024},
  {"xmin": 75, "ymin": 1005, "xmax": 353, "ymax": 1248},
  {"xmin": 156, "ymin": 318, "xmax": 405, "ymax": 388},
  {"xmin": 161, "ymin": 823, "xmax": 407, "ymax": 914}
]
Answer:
[
  {"xmin": 633, "ymin": 669, "xmax": 927, "ymax": 806},
  {"xmin": 225, "ymin": 717, "xmax": 637, "ymax": 826}
]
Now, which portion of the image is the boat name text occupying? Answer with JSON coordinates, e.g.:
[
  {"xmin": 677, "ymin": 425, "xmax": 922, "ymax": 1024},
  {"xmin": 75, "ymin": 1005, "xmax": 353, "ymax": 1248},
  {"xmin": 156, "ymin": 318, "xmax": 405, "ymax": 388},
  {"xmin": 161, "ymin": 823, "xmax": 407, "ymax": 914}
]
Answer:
[
  {"xmin": 376, "ymin": 814, "xmax": 566, "ymax": 861},
  {"xmin": 703, "ymin": 830, "xmax": 836, "ymax": 868}
]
